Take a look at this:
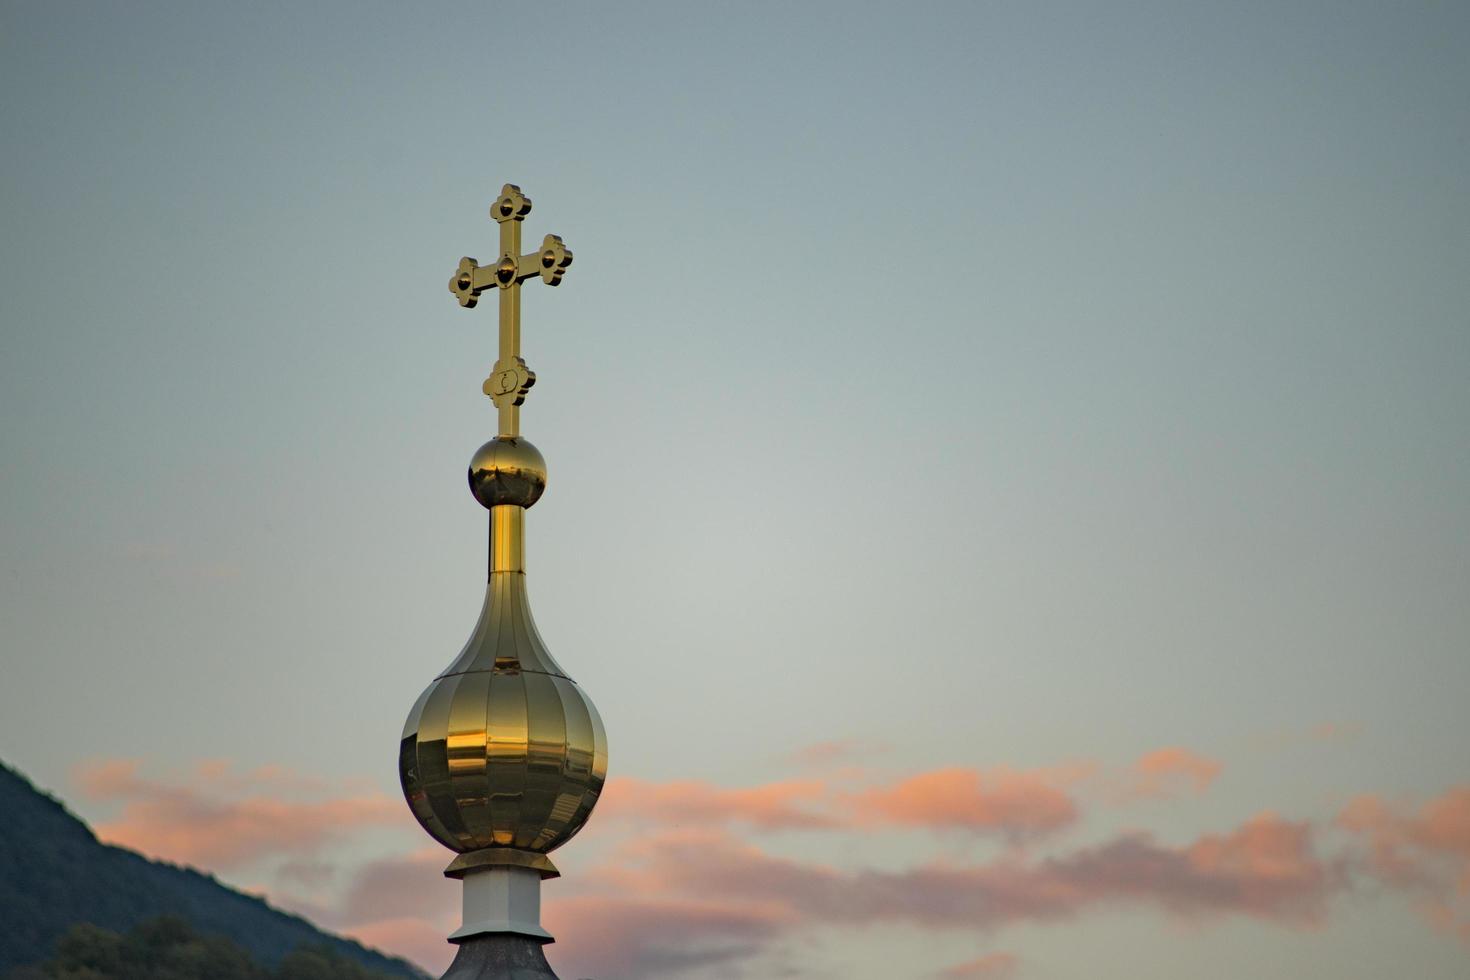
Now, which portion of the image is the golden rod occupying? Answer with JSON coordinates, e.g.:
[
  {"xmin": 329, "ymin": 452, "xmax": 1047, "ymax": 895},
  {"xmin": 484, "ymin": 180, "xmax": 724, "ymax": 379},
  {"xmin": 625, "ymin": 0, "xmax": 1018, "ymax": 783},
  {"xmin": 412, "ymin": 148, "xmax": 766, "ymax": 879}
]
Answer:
[{"xmin": 490, "ymin": 505, "xmax": 525, "ymax": 573}]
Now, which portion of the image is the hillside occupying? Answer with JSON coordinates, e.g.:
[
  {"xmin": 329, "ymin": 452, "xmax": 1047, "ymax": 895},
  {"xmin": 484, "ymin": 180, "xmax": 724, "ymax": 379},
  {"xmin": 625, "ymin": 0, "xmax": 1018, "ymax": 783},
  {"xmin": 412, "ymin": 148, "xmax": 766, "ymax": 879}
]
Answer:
[{"xmin": 0, "ymin": 760, "xmax": 426, "ymax": 978}]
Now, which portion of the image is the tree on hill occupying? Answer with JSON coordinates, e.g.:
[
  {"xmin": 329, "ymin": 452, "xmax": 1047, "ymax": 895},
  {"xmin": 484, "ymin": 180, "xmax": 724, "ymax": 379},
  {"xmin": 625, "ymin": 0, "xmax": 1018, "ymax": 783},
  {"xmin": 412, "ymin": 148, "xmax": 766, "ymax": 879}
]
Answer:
[{"xmin": 7, "ymin": 917, "xmax": 402, "ymax": 980}]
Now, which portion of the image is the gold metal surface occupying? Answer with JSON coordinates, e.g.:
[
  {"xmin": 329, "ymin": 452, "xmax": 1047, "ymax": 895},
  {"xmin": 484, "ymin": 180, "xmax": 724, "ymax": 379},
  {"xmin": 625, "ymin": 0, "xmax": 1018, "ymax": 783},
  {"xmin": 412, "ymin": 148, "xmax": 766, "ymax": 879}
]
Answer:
[
  {"xmin": 489, "ymin": 506, "xmax": 524, "ymax": 574},
  {"xmin": 447, "ymin": 183, "xmax": 573, "ymax": 438},
  {"xmin": 399, "ymin": 550, "xmax": 609, "ymax": 854},
  {"xmin": 402, "ymin": 184, "xmax": 605, "ymax": 865},
  {"xmin": 469, "ymin": 436, "xmax": 547, "ymax": 511}
]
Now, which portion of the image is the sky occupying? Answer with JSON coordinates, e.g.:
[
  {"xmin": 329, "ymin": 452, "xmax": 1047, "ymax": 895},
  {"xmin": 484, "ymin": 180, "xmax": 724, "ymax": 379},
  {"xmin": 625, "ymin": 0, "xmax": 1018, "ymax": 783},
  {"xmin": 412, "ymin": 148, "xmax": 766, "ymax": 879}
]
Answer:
[{"xmin": 2, "ymin": 1, "xmax": 1468, "ymax": 977}]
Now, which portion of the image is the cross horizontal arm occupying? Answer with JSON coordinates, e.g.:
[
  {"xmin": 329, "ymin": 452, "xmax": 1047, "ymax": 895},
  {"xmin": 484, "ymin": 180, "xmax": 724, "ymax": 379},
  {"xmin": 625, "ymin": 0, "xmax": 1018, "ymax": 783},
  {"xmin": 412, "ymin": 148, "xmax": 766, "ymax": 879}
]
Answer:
[
  {"xmin": 467, "ymin": 262, "xmax": 500, "ymax": 293},
  {"xmin": 449, "ymin": 235, "xmax": 573, "ymax": 308},
  {"xmin": 516, "ymin": 235, "xmax": 573, "ymax": 286}
]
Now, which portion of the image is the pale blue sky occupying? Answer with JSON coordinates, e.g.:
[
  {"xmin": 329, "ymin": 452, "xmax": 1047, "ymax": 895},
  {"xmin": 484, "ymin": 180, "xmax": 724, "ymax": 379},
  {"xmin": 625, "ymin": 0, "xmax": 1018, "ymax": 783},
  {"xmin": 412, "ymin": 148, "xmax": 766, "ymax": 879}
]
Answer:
[{"xmin": 2, "ymin": 2, "xmax": 1467, "ymax": 978}]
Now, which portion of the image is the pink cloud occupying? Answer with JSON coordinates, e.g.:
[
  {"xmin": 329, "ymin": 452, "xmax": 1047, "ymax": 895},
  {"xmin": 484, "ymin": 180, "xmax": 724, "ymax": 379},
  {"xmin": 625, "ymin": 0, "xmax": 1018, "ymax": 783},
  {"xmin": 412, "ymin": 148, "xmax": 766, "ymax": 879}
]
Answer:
[
  {"xmin": 573, "ymin": 812, "xmax": 1338, "ymax": 935},
  {"xmin": 939, "ymin": 952, "xmax": 1019, "ymax": 978},
  {"xmin": 81, "ymin": 754, "xmax": 1470, "ymax": 976},
  {"xmin": 275, "ymin": 858, "xmax": 337, "ymax": 891},
  {"xmin": 599, "ymin": 775, "xmax": 839, "ymax": 830},
  {"xmin": 602, "ymin": 765, "xmax": 1086, "ymax": 839},
  {"xmin": 75, "ymin": 757, "xmax": 148, "ymax": 798},
  {"xmin": 347, "ymin": 917, "xmax": 455, "ymax": 976},
  {"xmin": 326, "ymin": 845, "xmax": 787, "ymax": 978},
  {"xmin": 340, "ymin": 850, "xmax": 457, "ymax": 927},
  {"xmin": 854, "ymin": 767, "xmax": 1079, "ymax": 838},
  {"xmin": 323, "ymin": 851, "xmax": 461, "ymax": 975},
  {"xmin": 344, "ymin": 811, "xmax": 1341, "ymax": 975},
  {"xmin": 1122, "ymin": 747, "xmax": 1222, "ymax": 800},
  {"xmin": 1180, "ymin": 812, "xmax": 1337, "ymax": 924},
  {"xmin": 546, "ymin": 896, "xmax": 786, "ymax": 979},
  {"xmin": 1340, "ymin": 785, "xmax": 1470, "ymax": 941},
  {"xmin": 74, "ymin": 758, "xmax": 403, "ymax": 871}
]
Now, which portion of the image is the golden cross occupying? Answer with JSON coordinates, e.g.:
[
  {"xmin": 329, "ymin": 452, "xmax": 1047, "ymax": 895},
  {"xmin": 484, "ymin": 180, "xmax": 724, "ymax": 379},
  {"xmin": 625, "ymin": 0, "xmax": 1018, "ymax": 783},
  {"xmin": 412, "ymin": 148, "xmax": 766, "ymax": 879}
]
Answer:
[{"xmin": 448, "ymin": 184, "xmax": 574, "ymax": 437}]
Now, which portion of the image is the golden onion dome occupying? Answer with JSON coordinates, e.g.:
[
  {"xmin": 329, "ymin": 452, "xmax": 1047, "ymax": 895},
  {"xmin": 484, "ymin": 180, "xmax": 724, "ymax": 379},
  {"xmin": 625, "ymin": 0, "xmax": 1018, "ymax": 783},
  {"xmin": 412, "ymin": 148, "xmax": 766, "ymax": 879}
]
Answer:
[{"xmin": 399, "ymin": 439, "xmax": 607, "ymax": 858}]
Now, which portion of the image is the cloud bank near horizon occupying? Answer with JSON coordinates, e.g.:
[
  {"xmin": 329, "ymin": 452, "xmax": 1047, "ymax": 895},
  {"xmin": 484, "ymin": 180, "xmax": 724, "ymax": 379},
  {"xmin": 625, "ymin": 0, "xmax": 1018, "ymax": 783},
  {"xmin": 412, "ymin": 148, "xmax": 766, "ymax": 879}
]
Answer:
[{"xmin": 72, "ymin": 746, "xmax": 1469, "ymax": 978}]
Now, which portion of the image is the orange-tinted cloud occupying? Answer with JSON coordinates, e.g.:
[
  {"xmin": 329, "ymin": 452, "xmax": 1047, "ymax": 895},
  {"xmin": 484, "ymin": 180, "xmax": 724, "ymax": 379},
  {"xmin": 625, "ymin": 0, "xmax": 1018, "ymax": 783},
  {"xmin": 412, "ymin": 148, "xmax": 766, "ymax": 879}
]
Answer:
[
  {"xmin": 574, "ymin": 812, "xmax": 1337, "ymax": 936},
  {"xmin": 1122, "ymin": 747, "xmax": 1222, "ymax": 800},
  {"xmin": 1340, "ymin": 785, "xmax": 1470, "ymax": 941},
  {"xmin": 603, "ymin": 765, "xmax": 1084, "ymax": 839},
  {"xmin": 938, "ymin": 952, "xmax": 1019, "ymax": 978},
  {"xmin": 854, "ymin": 767, "xmax": 1079, "ymax": 838},
  {"xmin": 74, "ymin": 758, "xmax": 403, "ymax": 871},
  {"xmin": 599, "ymin": 775, "xmax": 839, "ymax": 830},
  {"xmin": 83, "ymin": 754, "xmax": 1468, "ymax": 977},
  {"xmin": 1180, "ymin": 812, "xmax": 1336, "ymax": 924},
  {"xmin": 74, "ymin": 757, "xmax": 149, "ymax": 798}
]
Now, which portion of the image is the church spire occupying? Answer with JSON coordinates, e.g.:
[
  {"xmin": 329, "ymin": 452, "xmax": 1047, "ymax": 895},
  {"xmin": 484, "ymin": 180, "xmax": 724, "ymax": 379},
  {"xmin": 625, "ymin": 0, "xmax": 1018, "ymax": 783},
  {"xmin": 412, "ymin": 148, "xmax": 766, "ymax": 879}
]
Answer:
[{"xmin": 401, "ymin": 184, "xmax": 606, "ymax": 979}]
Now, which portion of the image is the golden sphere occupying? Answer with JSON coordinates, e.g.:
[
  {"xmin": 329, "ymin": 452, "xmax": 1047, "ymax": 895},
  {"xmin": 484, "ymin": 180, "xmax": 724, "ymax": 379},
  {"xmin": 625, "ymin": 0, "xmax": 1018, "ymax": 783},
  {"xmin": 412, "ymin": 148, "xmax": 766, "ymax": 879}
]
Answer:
[
  {"xmin": 468, "ymin": 437, "xmax": 547, "ymax": 509},
  {"xmin": 398, "ymin": 575, "xmax": 608, "ymax": 855}
]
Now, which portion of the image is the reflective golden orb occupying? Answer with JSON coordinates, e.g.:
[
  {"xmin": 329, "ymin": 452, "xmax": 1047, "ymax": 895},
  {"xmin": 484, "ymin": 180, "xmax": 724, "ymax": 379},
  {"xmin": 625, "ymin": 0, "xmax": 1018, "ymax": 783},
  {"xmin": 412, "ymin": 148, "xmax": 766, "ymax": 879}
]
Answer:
[{"xmin": 468, "ymin": 436, "xmax": 547, "ymax": 509}]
